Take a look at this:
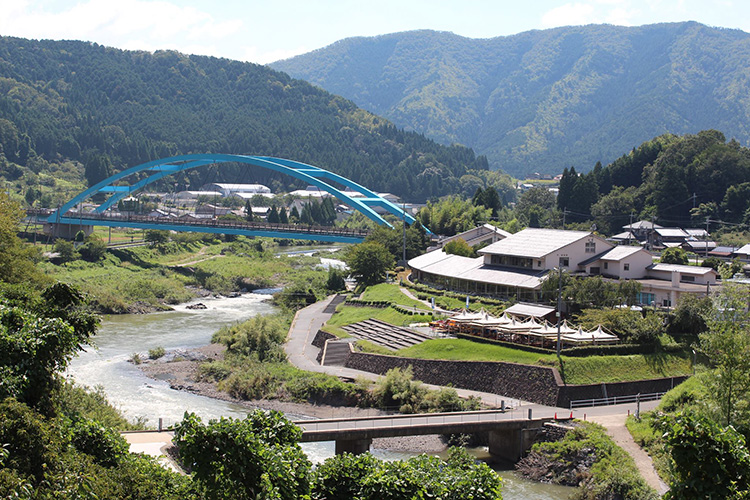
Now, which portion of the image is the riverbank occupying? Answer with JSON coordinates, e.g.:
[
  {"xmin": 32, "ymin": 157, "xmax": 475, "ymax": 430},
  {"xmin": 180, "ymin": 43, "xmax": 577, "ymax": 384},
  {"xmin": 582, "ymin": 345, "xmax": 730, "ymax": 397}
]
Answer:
[{"xmin": 137, "ymin": 344, "xmax": 450, "ymax": 453}]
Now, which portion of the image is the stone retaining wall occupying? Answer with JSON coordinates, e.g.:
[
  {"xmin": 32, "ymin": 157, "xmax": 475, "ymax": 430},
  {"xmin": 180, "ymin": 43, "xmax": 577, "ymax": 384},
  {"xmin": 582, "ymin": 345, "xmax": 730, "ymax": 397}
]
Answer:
[
  {"xmin": 344, "ymin": 351, "xmax": 689, "ymax": 408},
  {"xmin": 311, "ymin": 329, "xmax": 337, "ymax": 349},
  {"xmin": 345, "ymin": 352, "xmax": 561, "ymax": 406}
]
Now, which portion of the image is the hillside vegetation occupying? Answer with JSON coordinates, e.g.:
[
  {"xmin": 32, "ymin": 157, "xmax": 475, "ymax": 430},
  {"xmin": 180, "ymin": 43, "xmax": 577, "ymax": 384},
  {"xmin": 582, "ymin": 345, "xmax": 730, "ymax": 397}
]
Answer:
[
  {"xmin": 272, "ymin": 22, "xmax": 750, "ymax": 178},
  {"xmin": 0, "ymin": 36, "xmax": 490, "ymax": 205}
]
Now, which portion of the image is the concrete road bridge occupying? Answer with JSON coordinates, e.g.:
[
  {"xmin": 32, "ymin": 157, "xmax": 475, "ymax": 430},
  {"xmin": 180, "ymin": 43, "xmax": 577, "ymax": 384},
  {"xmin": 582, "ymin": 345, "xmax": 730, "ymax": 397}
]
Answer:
[
  {"xmin": 40, "ymin": 154, "xmax": 423, "ymax": 243},
  {"xmin": 293, "ymin": 409, "xmax": 554, "ymax": 461}
]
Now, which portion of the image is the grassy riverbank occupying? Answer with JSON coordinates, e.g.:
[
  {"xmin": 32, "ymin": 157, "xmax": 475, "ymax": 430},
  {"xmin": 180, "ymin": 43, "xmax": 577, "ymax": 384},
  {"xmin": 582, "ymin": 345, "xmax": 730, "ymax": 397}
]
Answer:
[{"xmin": 40, "ymin": 236, "xmax": 333, "ymax": 313}]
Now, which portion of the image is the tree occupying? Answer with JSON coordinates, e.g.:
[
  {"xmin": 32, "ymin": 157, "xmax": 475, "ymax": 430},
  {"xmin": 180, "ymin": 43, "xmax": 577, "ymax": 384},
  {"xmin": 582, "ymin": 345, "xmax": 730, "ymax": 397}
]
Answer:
[
  {"xmin": 698, "ymin": 284, "xmax": 750, "ymax": 427},
  {"xmin": 53, "ymin": 238, "xmax": 78, "ymax": 263},
  {"xmin": 267, "ymin": 206, "xmax": 280, "ymax": 224},
  {"xmin": 0, "ymin": 193, "xmax": 46, "ymax": 285},
  {"xmin": 443, "ymin": 238, "xmax": 476, "ymax": 257},
  {"xmin": 144, "ymin": 229, "xmax": 170, "ymax": 247},
  {"xmin": 0, "ymin": 282, "xmax": 97, "ymax": 413},
  {"xmin": 660, "ymin": 247, "xmax": 688, "ymax": 265},
  {"xmin": 345, "ymin": 242, "xmax": 394, "ymax": 287},
  {"xmin": 364, "ymin": 225, "xmax": 429, "ymax": 262},
  {"xmin": 325, "ymin": 267, "xmax": 346, "ymax": 292},
  {"xmin": 78, "ymin": 235, "xmax": 107, "ymax": 262},
  {"xmin": 657, "ymin": 410, "xmax": 750, "ymax": 499},
  {"xmin": 244, "ymin": 199, "xmax": 253, "ymax": 222},
  {"xmin": 279, "ymin": 207, "xmax": 289, "ymax": 224},
  {"xmin": 174, "ymin": 410, "xmax": 311, "ymax": 500}
]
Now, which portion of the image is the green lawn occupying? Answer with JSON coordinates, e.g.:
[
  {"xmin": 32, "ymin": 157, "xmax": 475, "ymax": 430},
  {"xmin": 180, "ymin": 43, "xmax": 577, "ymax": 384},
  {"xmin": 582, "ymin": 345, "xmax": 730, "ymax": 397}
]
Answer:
[
  {"xmin": 395, "ymin": 338, "xmax": 693, "ymax": 385},
  {"xmin": 360, "ymin": 283, "xmax": 431, "ymax": 310}
]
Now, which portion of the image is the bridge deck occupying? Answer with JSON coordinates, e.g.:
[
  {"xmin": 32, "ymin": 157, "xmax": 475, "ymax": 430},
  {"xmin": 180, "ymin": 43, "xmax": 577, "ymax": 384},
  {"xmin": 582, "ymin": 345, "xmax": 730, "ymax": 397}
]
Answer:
[
  {"xmin": 293, "ymin": 409, "xmax": 550, "ymax": 442},
  {"xmin": 38, "ymin": 210, "xmax": 369, "ymax": 243}
]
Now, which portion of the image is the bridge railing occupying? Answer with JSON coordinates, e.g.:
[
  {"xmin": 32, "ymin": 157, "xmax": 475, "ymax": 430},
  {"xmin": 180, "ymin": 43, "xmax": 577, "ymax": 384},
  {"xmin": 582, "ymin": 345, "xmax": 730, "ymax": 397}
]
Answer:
[
  {"xmin": 50, "ymin": 211, "xmax": 371, "ymax": 237},
  {"xmin": 569, "ymin": 391, "xmax": 666, "ymax": 409},
  {"xmin": 295, "ymin": 409, "xmax": 530, "ymax": 433}
]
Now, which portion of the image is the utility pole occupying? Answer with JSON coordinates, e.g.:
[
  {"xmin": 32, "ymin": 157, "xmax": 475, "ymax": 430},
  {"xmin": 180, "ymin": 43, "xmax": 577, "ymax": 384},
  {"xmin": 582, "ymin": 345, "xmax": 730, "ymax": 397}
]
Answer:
[
  {"xmin": 628, "ymin": 211, "xmax": 634, "ymax": 246},
  {"xmin": 402, "ymin": 201, "xmax": 407, "ymax": 268},
  {"xmin": 562, "ymin": 208, "xmax": 566, "ymax": 230},
  {"xmin": 556, "ymin": 266, "xmax": 563, "ymax": 358}
]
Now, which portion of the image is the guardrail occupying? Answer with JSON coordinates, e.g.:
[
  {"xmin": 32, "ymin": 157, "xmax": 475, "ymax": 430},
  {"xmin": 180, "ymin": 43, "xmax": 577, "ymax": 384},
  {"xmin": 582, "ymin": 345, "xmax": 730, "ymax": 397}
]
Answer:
[{"xmin": 569, "ymin": 391, "xmax": 666, "ymax": 409}]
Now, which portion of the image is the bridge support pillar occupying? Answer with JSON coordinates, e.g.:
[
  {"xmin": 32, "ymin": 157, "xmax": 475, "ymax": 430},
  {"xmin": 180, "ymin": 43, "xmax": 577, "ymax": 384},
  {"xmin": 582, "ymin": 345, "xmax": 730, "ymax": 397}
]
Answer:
[
  {"xmin": 488, "ymin": 426, "xmax": 540, "ymax": 462},
  {"xmin": 335, "ymin": 438, "xmax": 372, "ymax": 455},
  {"xmin": 44, "ymin": 223, "xmax": 94, "ymax": 240}
]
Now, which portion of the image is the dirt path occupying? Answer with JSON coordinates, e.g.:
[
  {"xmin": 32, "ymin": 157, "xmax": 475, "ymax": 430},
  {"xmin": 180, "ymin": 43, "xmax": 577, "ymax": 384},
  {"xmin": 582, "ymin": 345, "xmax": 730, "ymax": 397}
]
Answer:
[{"xmin": 589, "ymin": 414, "xmax": 668, "ymax": 495}]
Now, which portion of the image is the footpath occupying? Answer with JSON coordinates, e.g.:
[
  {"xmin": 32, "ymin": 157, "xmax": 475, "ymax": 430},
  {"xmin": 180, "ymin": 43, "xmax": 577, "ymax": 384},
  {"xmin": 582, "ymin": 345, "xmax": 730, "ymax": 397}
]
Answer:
[{"xmin": 284, "ymin": 294, "xmax": 667, "ymax": 493}]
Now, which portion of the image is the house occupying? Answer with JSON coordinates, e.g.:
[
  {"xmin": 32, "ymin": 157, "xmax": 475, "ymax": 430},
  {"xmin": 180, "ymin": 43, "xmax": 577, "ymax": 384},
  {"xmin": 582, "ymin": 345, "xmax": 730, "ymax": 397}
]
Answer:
[
  {"xmin": 409, "ymin": 227, "xmax": 715, "ymax": 307},
  {"xmin": 708, "ymin": 246, "xmax": 739, "ymax": 259},
  {"xmin": 578, "ymin": 245, "xmax": 653, "ymax": 279},
  {"xmin": 638, "ymin": 264, "xmax": 718, "ymax": 308},
  {"xmin": 653, "ymin": 228, "xmax": 689, "ymax": 248},
  {"xmin": 622, "ymin": 220, "xmax": 661, "ymax": 242},
  {"xmin": 195, "ymin": 204, "xmax": 232, "ymax": 216},
  {"xmin": 733, "ymin": 244, "xmax": 750, "ymax": 262},
  {"xmin": 200, "ymin": 183, "xmax": 272, "ymax": 197}
]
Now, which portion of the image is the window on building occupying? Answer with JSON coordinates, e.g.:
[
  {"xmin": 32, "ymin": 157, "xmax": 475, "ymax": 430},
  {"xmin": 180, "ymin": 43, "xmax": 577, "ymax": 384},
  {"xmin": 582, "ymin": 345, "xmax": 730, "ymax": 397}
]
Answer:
[
  {"xmin": 559, "ymin": 257, "xmax": 569, "ymax": 267},
  {"xmin": 624, "ymin": 263, "xmax": 630, "ymax": 271},
  {"xmin": 604, "ymin": 262, "xmax": 609, "ymax": 270},
  {"xmin": 590, "ymin": 266, "xmax": 600, "ymax": 275},
  {"xmin": 663, "ymin": 298, "xmax": 672, "ymax": 307},
  {"xmin": 585, "ymin": 241, "xmax": 596, "ymax": 253},
  {"xmin": 681, "ymin": 275, "xmax": 695, "ymax": 282},
  {"xmin": 637, "ymin": 292, "xmax": 655, "ymax": 305}
]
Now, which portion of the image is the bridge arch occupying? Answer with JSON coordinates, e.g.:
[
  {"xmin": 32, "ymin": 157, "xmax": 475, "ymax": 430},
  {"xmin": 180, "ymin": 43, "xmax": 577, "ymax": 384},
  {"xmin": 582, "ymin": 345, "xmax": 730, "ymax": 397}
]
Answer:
[{"xmin": 48, "ymin": 154, "xmax": 421, "ymax": 230}]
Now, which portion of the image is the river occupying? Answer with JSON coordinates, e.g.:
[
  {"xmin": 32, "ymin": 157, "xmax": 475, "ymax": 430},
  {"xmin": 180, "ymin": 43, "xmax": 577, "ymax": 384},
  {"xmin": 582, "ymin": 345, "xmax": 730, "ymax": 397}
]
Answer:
[{"xmin": 67, "ymin": 292, "xmax": 572, "ymax": 499}]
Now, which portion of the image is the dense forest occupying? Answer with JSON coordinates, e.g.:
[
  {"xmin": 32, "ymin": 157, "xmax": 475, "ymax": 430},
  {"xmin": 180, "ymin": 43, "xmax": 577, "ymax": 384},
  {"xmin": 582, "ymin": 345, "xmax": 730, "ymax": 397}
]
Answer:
[
  {"xmin": 272, "ymin": 22, "xmax": 750, "ymax": 178},
  {"xmin": 0, "ymin": 36, "xmax": 504, "ymax": 206},
  {"xmin": 556, "ymin": 130, "xmax": 750, "ymax": 232}
]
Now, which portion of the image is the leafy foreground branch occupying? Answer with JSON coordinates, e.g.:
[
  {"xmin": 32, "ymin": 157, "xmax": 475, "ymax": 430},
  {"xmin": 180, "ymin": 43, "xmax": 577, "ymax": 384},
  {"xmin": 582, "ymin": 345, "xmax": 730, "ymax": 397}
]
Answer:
[{"xmin": 174, "ymin": 410, "xmax": 503, "ymax": 500}]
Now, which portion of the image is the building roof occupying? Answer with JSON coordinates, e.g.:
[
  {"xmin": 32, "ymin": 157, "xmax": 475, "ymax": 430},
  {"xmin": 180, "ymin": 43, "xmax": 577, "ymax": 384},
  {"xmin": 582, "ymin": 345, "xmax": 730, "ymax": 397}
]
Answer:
[
  {"xmin": 636, "ymin": 278, "xmax": 717, "ymax": 293},
  {"xmin": 409, "ymin": 251, "xmax": 545, "ymax": 290},
  {"xmin": 735, "ymin": 244, "xmax": 750, "ymax": 256},
  {"xmin": 655, "ymin": 227, "xmax": 689, "ymax": 238},
  {"xmin": 623, "ymin": 220, "xmax": 662, "ymax": 230},
  {"xmin": 685, "ymin": 229, "xmax": 709, "ymax": 238},
  {"xmin": 478, "ymin": 228, "xmax": 594, "ymax": 259},
  {"xmin": 610, "ymin": 231, "xmax": 638, "ymax": 241},
  {"xmin": 578, "ymin": 245, "xmax": 648, "ymax": 267},
  {"xmin": 648, "ymin": 263, "xmax": 718, "ymax": 275},
  {"xmin": 202, "ymin": 183, "xmax": 271, "ymax": 193},
  {"xmin": 684, "ymin": 241, "xmax": 717, "ymax": 250},
  {"xmin": 709, "ymin": 246, "xmax": 739, "ymax": 256},
  {"xmin": 503, "ymin": 303, "xmax": 556, "ymax": 319}
]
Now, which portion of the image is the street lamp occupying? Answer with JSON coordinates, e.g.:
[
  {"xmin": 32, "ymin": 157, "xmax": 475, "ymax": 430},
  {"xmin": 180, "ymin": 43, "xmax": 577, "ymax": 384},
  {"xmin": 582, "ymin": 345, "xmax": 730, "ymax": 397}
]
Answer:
[{"xmin": 556, "ymin": 266, "xmax": 563, "ymax": 358}]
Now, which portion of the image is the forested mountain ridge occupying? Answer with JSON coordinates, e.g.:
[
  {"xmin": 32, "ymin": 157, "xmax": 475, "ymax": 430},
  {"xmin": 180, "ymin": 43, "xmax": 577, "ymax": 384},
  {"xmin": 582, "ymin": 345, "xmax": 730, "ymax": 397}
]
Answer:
[
  {"xmin": 271, "ymin": 22, "xmax": 750, "ymax": 178},
  {"xmin": 0, "ymin": 36, "xmax": 500, "ymax": 205}
]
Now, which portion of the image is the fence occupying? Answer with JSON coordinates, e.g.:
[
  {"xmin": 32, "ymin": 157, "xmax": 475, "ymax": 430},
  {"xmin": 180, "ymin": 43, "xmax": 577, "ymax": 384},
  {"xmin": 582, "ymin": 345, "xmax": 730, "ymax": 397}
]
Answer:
[{"xmin": 569, "ymin": 391, "xmax": 666, "ymax": 409}]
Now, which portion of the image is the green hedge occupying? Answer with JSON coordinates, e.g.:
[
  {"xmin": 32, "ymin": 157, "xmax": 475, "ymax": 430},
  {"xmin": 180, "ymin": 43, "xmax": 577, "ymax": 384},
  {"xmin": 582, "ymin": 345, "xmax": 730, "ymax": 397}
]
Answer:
[
  {"xmin": 454, "ymin": 333, "xmax": 686, "ymax": 357},
  {"xmin": 344, "ymin": 299, "xmax": 390, "ymax": 308}
]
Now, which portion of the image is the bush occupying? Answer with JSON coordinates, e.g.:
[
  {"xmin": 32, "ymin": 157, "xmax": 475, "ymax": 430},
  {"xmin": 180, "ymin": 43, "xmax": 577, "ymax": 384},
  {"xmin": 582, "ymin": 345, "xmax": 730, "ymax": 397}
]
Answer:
[
  {"xmin": 148, "ymin": 346, "xmax": 165, "ymax": 359},
  {"xmin": 71, "ymin": 418, "xmax": 129, "ymax": 467}
]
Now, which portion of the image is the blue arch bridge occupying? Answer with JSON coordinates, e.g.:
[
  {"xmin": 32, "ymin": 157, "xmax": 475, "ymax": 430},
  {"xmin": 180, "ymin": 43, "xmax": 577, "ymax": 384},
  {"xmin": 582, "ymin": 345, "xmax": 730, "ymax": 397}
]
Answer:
[{"xmin": 41, "ymin": 154, "xmax": 423, "ymax": 244}]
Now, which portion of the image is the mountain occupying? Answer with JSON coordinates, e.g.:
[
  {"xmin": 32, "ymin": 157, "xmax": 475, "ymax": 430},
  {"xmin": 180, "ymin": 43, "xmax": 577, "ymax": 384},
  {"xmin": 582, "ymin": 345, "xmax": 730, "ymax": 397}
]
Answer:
[
  {"xmin": 271, "ymin": 22, "xmax": 750, "ymax": 178},
  {"xmin": 0, "ymin": 36, "xmax": 493, "ymax": 205}
]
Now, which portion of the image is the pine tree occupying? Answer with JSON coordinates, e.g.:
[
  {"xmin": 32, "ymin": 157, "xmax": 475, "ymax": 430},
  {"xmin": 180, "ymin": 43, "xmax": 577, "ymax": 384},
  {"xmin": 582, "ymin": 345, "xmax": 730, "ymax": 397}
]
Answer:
[
  {"xmin": 279, "ymin": 207, "xmax": 288, "ymax": 224},
  {"xmin": 267, "ymin": 205, "xmax": 280, "ymax": 223},
  {"xmin": 245, "ymin": 199, "xmax": 253, "ymax": 222}
]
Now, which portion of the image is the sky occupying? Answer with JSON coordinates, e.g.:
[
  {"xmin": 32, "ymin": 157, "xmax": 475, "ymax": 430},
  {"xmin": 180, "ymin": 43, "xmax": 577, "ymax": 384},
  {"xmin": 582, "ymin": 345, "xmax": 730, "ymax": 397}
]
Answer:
[{"xmin": 0, "ymin": 0, "xmax": 746, "ymax": 65}]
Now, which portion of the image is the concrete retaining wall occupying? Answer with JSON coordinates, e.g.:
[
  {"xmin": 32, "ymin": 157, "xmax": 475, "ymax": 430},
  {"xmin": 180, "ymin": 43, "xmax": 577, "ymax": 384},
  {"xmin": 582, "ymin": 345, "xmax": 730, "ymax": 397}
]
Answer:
[
  {"xmin": 557, "ymin": 376, "xmax": 689, "ymax": 408},
  {"xmin": 311, "ymin": 329, "xmax": 337, "ymax": 349}
]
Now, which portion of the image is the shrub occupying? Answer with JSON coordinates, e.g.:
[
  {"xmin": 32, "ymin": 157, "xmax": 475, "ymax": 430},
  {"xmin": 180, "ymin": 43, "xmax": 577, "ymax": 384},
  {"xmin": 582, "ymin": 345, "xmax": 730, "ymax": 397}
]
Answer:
[
  {"xmin": 70, "ymin": 418, "xmax": 129, "ymax": 467},
  {"xmin": 148, "ymin": 346, "xmax": 165, "ymax": 360}
]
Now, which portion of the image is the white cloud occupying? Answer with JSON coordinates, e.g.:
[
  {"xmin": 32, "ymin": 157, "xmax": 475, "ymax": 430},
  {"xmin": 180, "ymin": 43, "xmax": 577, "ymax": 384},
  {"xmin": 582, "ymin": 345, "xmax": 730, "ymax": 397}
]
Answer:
[
  {"xmin": 541, "ymin": 3, "xmax": 596, "ymax": 28},
  {"xmin": 0, "ymin": 0, "xmax": 242, "ymax": 49}
]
